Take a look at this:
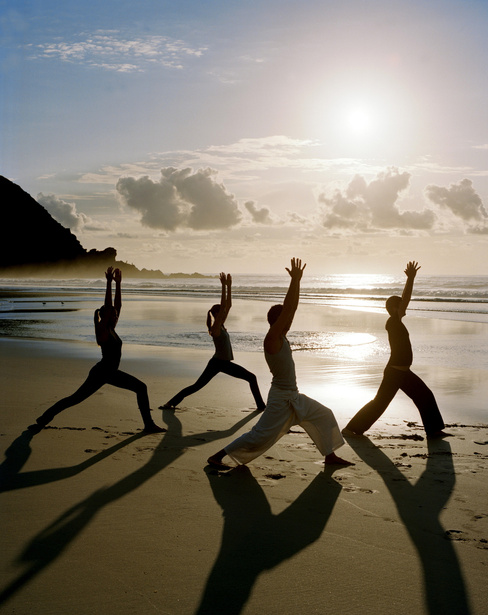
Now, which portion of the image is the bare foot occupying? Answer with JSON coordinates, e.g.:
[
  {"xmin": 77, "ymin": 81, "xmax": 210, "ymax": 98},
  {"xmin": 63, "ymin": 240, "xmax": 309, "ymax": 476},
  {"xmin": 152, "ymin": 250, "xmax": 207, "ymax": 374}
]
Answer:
[
  {"xmin": 159, "ymin": 403, "xmax": 176, "ymax": 410},
  {"xmin": 143, "ymin": 423, "xmax": 167, "ymax": 434},
  {"xmin": 427, "ymin": 430, "xmax": 452, "ymax": 439},
  {"xmin": 207, "ymin": 456, "xmax": 231, "ymax": 470},
  {"xmin": 325, "ymin": 452, "xmax": 355, "ymax": 466}
]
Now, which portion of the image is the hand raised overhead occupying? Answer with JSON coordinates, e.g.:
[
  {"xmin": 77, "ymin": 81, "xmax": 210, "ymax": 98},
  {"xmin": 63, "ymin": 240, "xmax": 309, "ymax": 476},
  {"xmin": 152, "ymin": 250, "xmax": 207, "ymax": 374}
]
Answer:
[
  {"xmin": 285, "ymin": 257, "xmax": 306, "ymax": 281},
  {"xmin": 404, "ymin": 261, "xmax": 420, "ymax": 278},
  {"xmin": 219, "ymin": 272, "xmax": 232, "ymax": 286}
]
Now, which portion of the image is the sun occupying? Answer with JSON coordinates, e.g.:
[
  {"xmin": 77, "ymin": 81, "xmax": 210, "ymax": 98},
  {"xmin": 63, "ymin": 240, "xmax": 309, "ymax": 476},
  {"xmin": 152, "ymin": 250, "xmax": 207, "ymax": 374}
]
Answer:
[{"xmin": 345, "ymin": 106, "xmax": 374, "ymax": 136}]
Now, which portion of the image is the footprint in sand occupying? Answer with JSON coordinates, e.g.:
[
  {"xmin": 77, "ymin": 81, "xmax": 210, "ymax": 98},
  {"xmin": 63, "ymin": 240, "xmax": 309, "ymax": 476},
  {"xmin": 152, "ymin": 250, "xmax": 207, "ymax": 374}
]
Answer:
[
  {"xmin": 445, "ymin": 530, "xmax": 488, "ymax": 549},
  {"xmin": 343, "ymin": 485, "xmax": 377, "ymax": 494},
  {"xmin": 444, "ymin": 529, "xmax": 467, "ymax": 541},
  {"xmin": 474, "ymin": 440, "xmax": 488, "ymax": 445}
]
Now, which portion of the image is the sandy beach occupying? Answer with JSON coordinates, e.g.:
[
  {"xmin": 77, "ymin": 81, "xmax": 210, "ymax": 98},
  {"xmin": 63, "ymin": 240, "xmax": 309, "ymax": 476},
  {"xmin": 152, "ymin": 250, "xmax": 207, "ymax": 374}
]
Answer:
[{"xmin": 1, "ymin": 330, "xmax": 487, "ymax": 615}]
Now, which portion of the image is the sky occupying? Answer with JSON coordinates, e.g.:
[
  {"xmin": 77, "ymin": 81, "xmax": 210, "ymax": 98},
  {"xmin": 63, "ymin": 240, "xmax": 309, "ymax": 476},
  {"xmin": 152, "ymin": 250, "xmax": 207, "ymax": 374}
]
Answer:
[{"xmin": 1, "ymin": 0, "xmax": 487, "ymax": 275}]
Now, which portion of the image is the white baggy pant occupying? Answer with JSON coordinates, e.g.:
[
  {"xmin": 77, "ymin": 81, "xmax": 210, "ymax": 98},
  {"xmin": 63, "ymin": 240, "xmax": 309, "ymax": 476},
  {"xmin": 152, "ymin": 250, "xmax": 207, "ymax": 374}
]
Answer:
[{"xmin": 225, "ymin": 387, "xmax": 344, "ymax": 465}]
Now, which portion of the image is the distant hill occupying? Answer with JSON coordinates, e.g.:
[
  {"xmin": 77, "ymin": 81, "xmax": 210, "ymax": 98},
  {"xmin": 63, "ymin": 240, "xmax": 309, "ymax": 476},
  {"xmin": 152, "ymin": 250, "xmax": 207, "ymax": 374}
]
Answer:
[{"xmin": 0, "ymin": 176, "xmax": 209, "ymax": 279}]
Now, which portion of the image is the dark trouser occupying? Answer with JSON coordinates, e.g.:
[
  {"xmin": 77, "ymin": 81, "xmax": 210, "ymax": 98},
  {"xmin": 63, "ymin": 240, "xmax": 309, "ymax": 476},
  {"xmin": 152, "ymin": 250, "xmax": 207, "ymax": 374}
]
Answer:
[
  {"xmin": 167, "ymin": 357, "xmax": 265, "ymax": 409},
  {"xmin": 345, "ymin": 366, "xmax": 445, "ymax": 435},
  {"xmin": 36, "ymin": 362, "xmax": 153, "ymax": 428}
]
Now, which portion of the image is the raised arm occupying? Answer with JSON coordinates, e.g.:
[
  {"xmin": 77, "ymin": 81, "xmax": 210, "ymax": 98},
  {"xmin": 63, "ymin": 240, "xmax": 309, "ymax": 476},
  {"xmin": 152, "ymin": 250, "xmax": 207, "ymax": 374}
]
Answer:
[
  {"xmin": 210, "ymin": 273, "xmax": 232, "ymax": 335},
  {"xmin": 399, "ymin": 261, "xmax": 420, "ymax": 316},
  {"xmin": 113, "ymin": 268, "xmax": 122, "ymax": 316},
  {"xmin": 104, "ymin": 267, "xmax": 114, "ymax": 308},
  {"xmin": 281, "ymin": 259, "xmax": 305, "ymax": 324},
  {"xmin": 225, "ymin": 273, "xmax": 232, "ymax": 313},
  {"xmin": 95, "ymin": 267, "xmax": 118, "ymax": 344},
  {"xmin": 264, "ymin": 258, "xmax": 306, "ymax": 353}
]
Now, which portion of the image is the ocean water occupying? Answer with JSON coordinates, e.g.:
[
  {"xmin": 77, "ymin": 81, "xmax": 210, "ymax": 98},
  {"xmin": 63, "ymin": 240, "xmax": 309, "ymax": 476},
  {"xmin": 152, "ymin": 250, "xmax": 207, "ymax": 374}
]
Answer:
[
  {"xmin": 0, "ymin": 273, "xmax": 487, "ymax": 364},
  {"xmin": 2, "ymin": 274, "xmax": 487, "ymax": 423}
]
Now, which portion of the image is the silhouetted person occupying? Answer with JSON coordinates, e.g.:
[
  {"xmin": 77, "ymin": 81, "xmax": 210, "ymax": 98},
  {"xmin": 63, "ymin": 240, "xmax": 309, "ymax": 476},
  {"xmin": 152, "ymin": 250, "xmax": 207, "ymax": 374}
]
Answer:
[
  {"xmin": 28, "ymin": 267, "xmax": 164, "ymax": 434},
  {"xmin": 343, "ymin": 261, "xmax": 448, "ymax": 438},
  {"xmin": 208, "ymin": 258, "xmax": 352, "ymax": 469},
  {"xmin": 160, "ymin": 272, "xmax": 265, "ymax": 411}
]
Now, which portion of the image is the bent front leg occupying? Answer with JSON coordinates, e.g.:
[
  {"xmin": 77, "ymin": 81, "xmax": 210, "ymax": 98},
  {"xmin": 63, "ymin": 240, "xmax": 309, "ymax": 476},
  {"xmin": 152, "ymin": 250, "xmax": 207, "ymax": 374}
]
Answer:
[
  {"xmin": 106, "ymin": 370, "xmax": 154, "ymax": 427},
  {"xmin": 219, "ymin": 361, "xmax": 266, "ymax": 409},
  {"xmin": 400, "ymin": 370, "xmax": 445, "ymax": 435}
]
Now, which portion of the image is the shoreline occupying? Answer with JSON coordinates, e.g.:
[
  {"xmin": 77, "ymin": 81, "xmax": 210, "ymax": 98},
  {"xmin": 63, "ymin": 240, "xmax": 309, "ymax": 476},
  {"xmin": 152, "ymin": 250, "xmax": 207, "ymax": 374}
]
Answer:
[{"xmin": 2, "ymin": 324, "xmax": 487, "ymax": 425}]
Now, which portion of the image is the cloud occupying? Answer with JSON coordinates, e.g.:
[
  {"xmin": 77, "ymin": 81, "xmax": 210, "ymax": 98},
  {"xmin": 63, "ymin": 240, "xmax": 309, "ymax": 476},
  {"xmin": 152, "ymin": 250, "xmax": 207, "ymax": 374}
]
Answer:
[
  {"xmin": 467, "ymin": 225, "xmax": 488, "ymax": 235},
  {"xmin": 116, "ymin": 167, "xmax": 242, "ymax": 231},
  {"xmin": 37, "ymin": 192, "xmax": 92, "ymax": 231},
  {"xmin": 27, "ymin": 31, "xmax": 207, "ymax": 72},
  {"xmin": 425, "ymin": 178, "xmax": 487, "ymax": 224},
  {"xmin": 207, "ymin": 135, "xmax": 317, "ymax": 156},
  {"xmin": 318, "ymin": 168, "xmax": 436, "ymax": 232},
  {"xmin": 244, "ymin": 201, "xmax": 272, "ymax": 224},
  {"xmin": 74, "ymin": 136, "xmax": 371, "ymax": 188},
  {"xmin": 287, "ymin": 212, "xmax": 309, "ymax": 225}
]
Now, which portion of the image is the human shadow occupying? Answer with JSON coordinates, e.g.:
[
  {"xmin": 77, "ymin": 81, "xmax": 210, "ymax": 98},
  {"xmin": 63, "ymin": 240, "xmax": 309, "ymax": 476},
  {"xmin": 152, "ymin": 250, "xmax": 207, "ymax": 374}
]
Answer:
[
  {"xmin": 345, "ymin": 436, "xmax": 471, "ymax": 615},
  {"xmin": 0, "ymin": 430, "xmax": 36, "ymax": 491},
  {"xmin": 0, "ymin": 429, "xmax": 143, "ymax": 493},
  {"xmin": 0, "ymin": 408, "xmax": 259, "ymax": 606},
  {"xmin": 195, "ymin": 465, "xmax": 342, "ymax": 614}
]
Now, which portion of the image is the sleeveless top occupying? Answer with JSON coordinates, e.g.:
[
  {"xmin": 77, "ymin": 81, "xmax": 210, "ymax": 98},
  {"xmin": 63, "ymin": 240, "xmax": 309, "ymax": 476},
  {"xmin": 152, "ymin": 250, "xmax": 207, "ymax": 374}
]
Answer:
[
  {"xmin": 264, "ymin": 336, "xmax": 298, "ymax": 391},
  {"xmin": 100, "ymin": 329, "xmax": 122, "ymax": 369},
  {"xmin": 386, "ymin": 315, "xmax": 413, "ymax": 367},
  {"xmin": 212, "ymin": 326, "xmax": 234, "ymax": 361}
]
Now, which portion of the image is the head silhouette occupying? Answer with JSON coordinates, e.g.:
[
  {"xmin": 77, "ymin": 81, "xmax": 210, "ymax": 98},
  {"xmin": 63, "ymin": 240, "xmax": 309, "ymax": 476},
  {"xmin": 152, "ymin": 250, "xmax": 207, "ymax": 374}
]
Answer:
[
  {"xmin": 99, "ymin": 304, "xmax": 118, "ymax": 327},
  {"xmin": 207, "ymin": 304, "xmax": 221, "ymax": 332},
  {"xmin": 267, "ymin": 304, "xmax": 283, "ymax": 326},
  {"xmin": 386, "ymin": 295, "xmax": 402, "ymax": 316}
]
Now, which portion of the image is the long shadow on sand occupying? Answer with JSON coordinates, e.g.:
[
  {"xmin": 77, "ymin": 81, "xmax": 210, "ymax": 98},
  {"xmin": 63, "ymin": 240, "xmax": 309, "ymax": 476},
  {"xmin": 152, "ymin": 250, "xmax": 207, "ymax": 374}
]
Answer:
[
  {"xmin": 0, "ymin": 408, "xmax": 259, "ymax": 606},
  {"xmin": 195, "ymin": 465, "xmax": 342, "ymax": 614},
  {"xmin": 345, "ymin": 435, "xmax": 471, "ymax": 615},
  {"xmin": 0, "ymin": 428, "xmax": 144, "ymax": 493}
]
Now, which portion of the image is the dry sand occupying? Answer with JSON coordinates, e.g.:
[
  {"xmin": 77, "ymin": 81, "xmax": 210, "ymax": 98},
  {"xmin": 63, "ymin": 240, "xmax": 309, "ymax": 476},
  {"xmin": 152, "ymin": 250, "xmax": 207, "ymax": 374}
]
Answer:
[{"xmin": 1, "ymin": 338, "xmax": 487, "ymax": 614}]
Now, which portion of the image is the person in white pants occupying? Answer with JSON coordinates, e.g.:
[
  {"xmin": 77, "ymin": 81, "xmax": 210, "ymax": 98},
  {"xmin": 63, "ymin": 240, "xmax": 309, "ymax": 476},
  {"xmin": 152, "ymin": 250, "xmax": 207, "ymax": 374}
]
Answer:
[{"xmin": 207, "ymin": 258, "xmax": 353, "ymax": 470}]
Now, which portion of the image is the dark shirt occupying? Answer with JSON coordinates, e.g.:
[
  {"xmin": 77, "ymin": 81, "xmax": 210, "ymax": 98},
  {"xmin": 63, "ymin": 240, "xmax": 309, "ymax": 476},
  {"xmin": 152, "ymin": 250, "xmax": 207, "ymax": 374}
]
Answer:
[
  {"xmin": 100, "ymin": 329, "xmax": 122, "ymax": 369},
  {"xmin": 212, "ymin": 326, "xmax": 234, "ymax": 361},
  {"xmin": 386, "ymin": 315, "xmax": 413, "ymax": 367}
]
